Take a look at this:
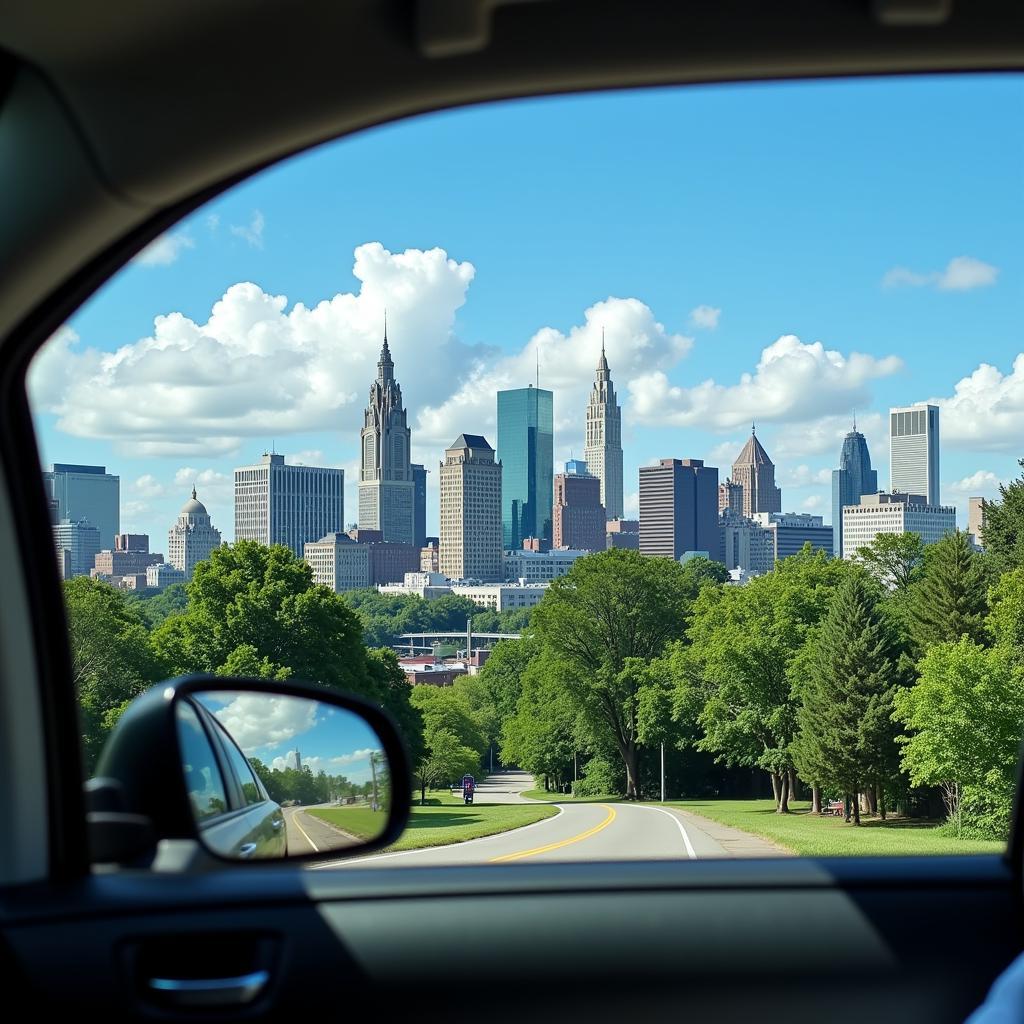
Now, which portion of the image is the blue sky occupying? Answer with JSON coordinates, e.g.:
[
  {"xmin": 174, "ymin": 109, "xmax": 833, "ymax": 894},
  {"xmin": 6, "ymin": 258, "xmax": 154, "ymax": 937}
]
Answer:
[
  {"xmin": 205, "ymin": 693, "xmax": 384, "ymax": 784},
  {"xmin": 28, "ymin": 73, "xmax": 1024, "ymax": 545}
]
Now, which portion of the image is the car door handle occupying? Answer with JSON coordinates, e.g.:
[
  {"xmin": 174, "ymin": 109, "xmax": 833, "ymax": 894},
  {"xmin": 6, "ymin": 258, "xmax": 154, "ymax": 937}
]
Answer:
[
  {"xmin": 271, "ymin": 817, "xmax": 284, "ymax": 830},
  {"xmin": 238, "ymin": 842, "xmax": 258, "ymax": 858},
  {"xmin": 149, "ymin": 970, "xmax": 269, "ymax": 1007}
]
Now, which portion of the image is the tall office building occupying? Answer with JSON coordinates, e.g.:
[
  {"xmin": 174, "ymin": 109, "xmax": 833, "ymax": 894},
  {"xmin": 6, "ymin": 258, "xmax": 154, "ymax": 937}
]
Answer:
[
  {"xmin": 304, "ymin": 533, "xmax": 371, "ymax": 592},
  {"xmin": 358, "ymin": 331, "xmax": 415, "ymax": 542},
  {"xmin": 411, "ymin": 463, "xmax": 428, "ymax": 548},
  {"xmin": 168, "ymin": 488, "xmax": 222, "ymax": 579},
  {"xmin": 552, "ymin": 462, "xmax": 606, "ymax": 552},
  {"xmin": 720, "ymin": 513, "xmax": 775, "ymax": 576},
  {"xmin": 719, "ymin": 478, "xmax": 743, "ymax": 515},
  {"xmin": 497, "ymin": 385, "xmax": 553, "ymax": 549},
  {"xmin": 968, "ymin": 496, "xmax": 986, "ymax": 550},
  {"xmin": 752, "ymin": 511, "xmax": 834, "ymax": 561},
  {"xmin": 842, "ymin": 491, "xmax": 955, "ymax": 560},
  {"xmin": 731, "ymin": 427, "xmax": 782, "ymax": 517},
  {"xmin": 584, "ymin": 337, "xmax": 623, "ymax": 520},
  {"xmin": 439, "ymin": 434, "xmax": 503, "ymax": 582},
  {"xmin": 639, "ymin": 458, "xmax": 720, "ymax": 561},
  {"xmin": 831, "ymin": 424, "xmax": 878, "ymax": 558},
  {"xmin": 43, "ymin": 464, "xmax": 119, "ymax": 549},
  {"xmin": 53, "ymin": 519, "xmax": 101, "ymax": 579},
  {"xmin": 234, "ymin": 453, "xmax": 343, "ymax": 558},
  {"xmin": 890, "ymin": 403, "xmax": 939, "ymax": 506}
]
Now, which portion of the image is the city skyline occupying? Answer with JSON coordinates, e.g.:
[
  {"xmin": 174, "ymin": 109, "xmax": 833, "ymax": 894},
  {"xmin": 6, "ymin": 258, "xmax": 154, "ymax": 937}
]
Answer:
[{"xmin": 26, "ymin": 77, "xmax": 1023, "ymax": 545}]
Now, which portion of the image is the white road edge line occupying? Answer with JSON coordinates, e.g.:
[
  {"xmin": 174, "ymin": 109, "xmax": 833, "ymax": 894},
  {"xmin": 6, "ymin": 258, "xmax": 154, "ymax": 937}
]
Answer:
[
  {"xmin": 310, "ymin": 804, "xmax": 565, "ymax": 869},
  {"xmin": 291, "ymin": 809, "xmax": 321, "ymax": 853},
  {"xmin": 636, "ymin": 805, "xmax": 698, "ymax": 859}
]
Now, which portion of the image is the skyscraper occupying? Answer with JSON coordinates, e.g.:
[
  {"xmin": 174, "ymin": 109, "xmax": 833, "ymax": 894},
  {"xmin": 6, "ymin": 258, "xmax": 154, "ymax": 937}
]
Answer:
[
  {"xmin": 234, "ymin": 453, "xmax": 343, "ymax": 558},
  {"xmin": 731, "ymin": 427, "xmax": 782, "ymax": 517},
  {"xmin": 968, "ymin": 496, "xmax": 986, "ymax": 550},
  {"xmin": 497, "ymin": 385, "xmax": 553, "ymax": 549},
  {"xmin": 439, "ymin": 434, "xmax": 503, "ymax": 582},
  {"xmin": 639, "ymin": 458, "xmax": 720, "ymax": 561},
  {"xmin": 52, "ymin": 519, "xmax": 101, "ymax": 579},
  {"xmin": 358, "ymin": 330, "xmax": 415, "ymax": 543},
  {"xmin": 584, "ymin": 335, "xmax": 623, "ymax": 520},
  {"xmin": 43, "ymin": 463, "xmax": 119, "ymax": 549},
  {"xmin": 718, "ymin": 478, "xmax": 743, "ymax": 515},
  {"xmin": 552, "ymin": 462, "xmax": 605, "ymax": 552},
  {"xmin": 411, "ymin": 463, "xmax": 428, "ymax": 548},
  {"xmin": 168, "ymin": 488, "xmax": 223, "ymax": 579},
  {"xmin": 831, "ymin": 424, "xmax": 878, "ymax": 558},
  {"xmin": 890, "ymin": 403, "xmax": 940, "ymax": 506}
]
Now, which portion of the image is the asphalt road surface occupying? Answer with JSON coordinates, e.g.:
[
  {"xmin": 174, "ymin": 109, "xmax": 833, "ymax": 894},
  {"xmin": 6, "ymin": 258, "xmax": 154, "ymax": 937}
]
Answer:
[
  {"xmin": 284, "ymin": 804, "xmax": 360, "ymax": 856},
  {"xmin": 324, "ymin": 771, "xmax": 786, "ymax": 868}
]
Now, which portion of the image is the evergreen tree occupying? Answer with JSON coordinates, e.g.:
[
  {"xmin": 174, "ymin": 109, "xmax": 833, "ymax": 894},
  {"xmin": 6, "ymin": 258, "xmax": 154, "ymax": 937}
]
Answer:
[
  {"xmin": 906, "ymin": 529, "xmax": 988, "ymax": 652},
  {"xmin": 981, "ymin": 459, "xmax": 1024, "ymax": 573},
  {"xmin": 793, "ymin": 570, "xmax": 900, "ymax": 824}
]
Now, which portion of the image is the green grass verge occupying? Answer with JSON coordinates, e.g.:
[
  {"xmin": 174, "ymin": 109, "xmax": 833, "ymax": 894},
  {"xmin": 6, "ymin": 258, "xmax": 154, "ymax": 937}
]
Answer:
[
  {"xmin": 671, "ymin": 799, "xmax": 1005, "ymax": 857},
  {"xmin": 307, "ymin": 806, "xmax": 388, "ymax": 841},
  {"xmin": 521, "ymin": 789, "xmax": 621, "ymax": 803},
  {"xmin": 385, "ymin": 797, "xmax": 558, "ymax": 852}
]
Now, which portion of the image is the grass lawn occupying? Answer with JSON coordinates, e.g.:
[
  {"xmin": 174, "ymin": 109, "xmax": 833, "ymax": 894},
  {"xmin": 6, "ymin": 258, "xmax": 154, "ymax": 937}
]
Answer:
[
  {"xmin": 522, "ymin": 789, "xmax": 620, "ymax": 803},
  {"xmin": 307, "ymin": 805, "xmax": 388, "ymax": 841},
  {"xmin": 672, "ymin": 799, "xmax": 1006, "ymax": 857}
]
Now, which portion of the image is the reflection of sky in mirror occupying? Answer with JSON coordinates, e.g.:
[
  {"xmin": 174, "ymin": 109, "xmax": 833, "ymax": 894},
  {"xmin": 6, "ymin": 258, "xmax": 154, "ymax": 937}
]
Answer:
[{"xmin": 197, "ymin": 691, "xmax": 384, "ymax": 784}]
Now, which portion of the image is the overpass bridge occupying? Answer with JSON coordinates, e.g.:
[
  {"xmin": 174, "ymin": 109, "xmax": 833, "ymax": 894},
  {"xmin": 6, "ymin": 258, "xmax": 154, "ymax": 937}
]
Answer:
[{"xmin": 395, "ymin": 629, "xmax": 521, "ymax": 656}]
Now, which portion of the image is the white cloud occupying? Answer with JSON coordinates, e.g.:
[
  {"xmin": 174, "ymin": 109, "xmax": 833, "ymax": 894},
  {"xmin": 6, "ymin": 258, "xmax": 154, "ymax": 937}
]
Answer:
[
  {"xmin": 783, "ymin": 465, "xmax": 833, "ymax": 487},
  {"xmin": 623, "ymin": 491, "xmax": 639, "ymax": 519},
  {"xmin": 947, "ymin": 470, "xmax": 1002, "ymax": 495},
  {"xmin": 706, "ymin": 439, "xmax": 744, "ymax": 468},
  {"xmin": 416, "ymin": 296, "xmax": 692, "ymax": 450},
  {"xmin": 627, "ymin": 336, "xmax": 901, "ymax": 431},
  {"xmin": 802, "ymin": 495, "xmax": 824, "ymax": 511},
  {"xmin": 773, "ymin": 411, "xmax": 886, "ymax": 460},
  {"xmin": 230, "ymin": 210, "xmax": 265, "ymax": 249},
  {"xmin": 930, "ymin": 355, "xmax": 1024, "ymax": 451},
  {"xmin": 132, "ymin": 474, "xmax": 165, "ymax": 498},
  {"xmin": 206, "ymin": 214, "xmax": 220, "ymax": 232},
  {"xmin": 689, "ymin": 305, "xmax": 721, "ymax": 330},
  {"xmin": 173, "ymin": 467, "xmax": 232, "ymax": 504},
  {"xmin": 330, "ymin": 748, "xmax": 378, "ymax": 767},
  {"xmin": 133, "ymin": 232, "xmax": 195, "ymax": 267},
  {"xmin": 28, "ymin": 243, "xmax": 483, "ymax": 458},
  {"xmin": 214, "ymin": 694, "xmax": 318, "ymax": 754},
  {"xmin": 882, "ymin": 256, "xmax": 998, "ymax": 292}
]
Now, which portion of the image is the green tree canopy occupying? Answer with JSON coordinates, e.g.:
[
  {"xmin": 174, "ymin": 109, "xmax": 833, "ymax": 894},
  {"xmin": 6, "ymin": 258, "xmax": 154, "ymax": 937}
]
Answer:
[
  {"xmin": 980, "ymin": 460, "xmax": 1024, "ymax": 574},
  {"xmin": 854, "ymin": 532, "xmax": 925, "ymax": 592}
]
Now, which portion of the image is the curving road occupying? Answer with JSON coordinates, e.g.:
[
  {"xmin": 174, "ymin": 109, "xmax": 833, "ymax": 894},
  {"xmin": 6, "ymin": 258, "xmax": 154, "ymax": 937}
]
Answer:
[
  {"xmin": 284, "ymin": 804, "xmax": 360, "ymax": 856},
  {"xmin": 323, "ymin": 771, "xmax": 787, "ymax": 868}
]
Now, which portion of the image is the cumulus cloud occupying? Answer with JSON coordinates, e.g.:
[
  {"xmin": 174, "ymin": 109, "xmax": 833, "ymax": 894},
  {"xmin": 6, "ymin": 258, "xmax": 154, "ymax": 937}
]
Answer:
[
  {"xmin": 133, "ymin": 232, "xmax": 195, "ymax": 267},
  {"xmin": 706, "ymin": 439, "xmax": 744, "ymax": 468},
  {"xmin": 623, "ymin": 491, "xmax": 639, "ymax": 519},
  {"xmin": 28, "ymin": 243, "xmax": 484, "ymax": 458},
  {"xmin": 930, "ymin": 355, "xmax": 1024, "ymax": 451},
  {"xmin": 689, "ymin": 305, "xmax": 721, "ymax": 330},
  {"xmin": 947, "ymin": 470, "xmax": 1003, "ymax": 495},
  {"xmin": 783, "ymin": 465, "xmax": 833, "ymax": 487},
  {"xmin": 132, "ymin": 474, "xmax": 165, "ymax": 498},
  {"xmin": 882, "ymin": 256, "xmax": 998, "ymax": 292},
  {"xmin": 416, "ymin": 296, "xmax": 692, "ymax": 450},
  {"xmin": 214, "ymin": 694, "xmax": 318, "ymax": 754},
  {"xmin": 230, "ymin": 210, "xmax": 265, "ymax": 249},
  {"xmin": 802, "ymin": 495, "xmax": 825, "ymax": 510},
  {"xmin": 773, "ymin": 411, "xmax": 887, "ymax": 460},
  {"xmin": 206, "ymin": 214, "xmax": 220, "ymax": 232},
  {"xmin": 627, "ymin": 336, "xmax": 901, "ymax": 431},
  {"xmin": 269, "ymin": 748, "xmax": 378, "ymax": 779}
]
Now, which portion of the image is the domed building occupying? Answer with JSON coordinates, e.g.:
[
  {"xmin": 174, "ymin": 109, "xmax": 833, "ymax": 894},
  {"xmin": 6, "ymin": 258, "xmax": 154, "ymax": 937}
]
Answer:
[{"xmin": 167, "ymin": 487, "xmax": 222, "ymax": 580}]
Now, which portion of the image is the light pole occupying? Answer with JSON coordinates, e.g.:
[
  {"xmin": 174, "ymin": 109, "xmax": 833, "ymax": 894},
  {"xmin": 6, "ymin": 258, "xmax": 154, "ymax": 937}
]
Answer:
[{"xmin": 369, "ymin": 751, "xmax": 379, "ymax": 812}]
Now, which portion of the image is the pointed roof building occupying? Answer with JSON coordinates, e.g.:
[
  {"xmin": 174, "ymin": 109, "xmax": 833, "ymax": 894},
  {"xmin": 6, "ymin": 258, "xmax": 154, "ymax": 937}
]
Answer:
[{"xmin": 731, "ymin": 424, "xmax": 782, "ymax": 517}]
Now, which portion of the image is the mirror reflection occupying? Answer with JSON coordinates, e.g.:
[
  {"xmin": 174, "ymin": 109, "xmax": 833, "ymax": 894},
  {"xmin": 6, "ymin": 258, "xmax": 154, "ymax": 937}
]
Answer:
[{"xmin": 176, "ymin": 690, "xmax": 391, "ymax": 859}]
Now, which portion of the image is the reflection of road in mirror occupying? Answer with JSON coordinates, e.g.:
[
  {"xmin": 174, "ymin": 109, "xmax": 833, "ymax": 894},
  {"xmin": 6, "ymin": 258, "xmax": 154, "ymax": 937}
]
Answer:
[{"xmin": 282, "ymin": 803, "xmax": 366, "ymax": 854}]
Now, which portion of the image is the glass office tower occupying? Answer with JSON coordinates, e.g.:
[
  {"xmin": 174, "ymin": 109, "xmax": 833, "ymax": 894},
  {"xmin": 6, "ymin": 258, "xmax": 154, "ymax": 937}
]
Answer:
[{"xmin": 497, "ymin": 386, "xmax": 554, "ymax": 549}]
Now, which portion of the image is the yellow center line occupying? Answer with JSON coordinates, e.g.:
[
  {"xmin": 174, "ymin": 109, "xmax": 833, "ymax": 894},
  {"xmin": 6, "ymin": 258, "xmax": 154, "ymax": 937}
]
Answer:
[
  {"xmin": 291, "ymin": 809, "xmax": 320, "ymax": 853},
  {"xmin": 490, "ymin": 804, "xmax": 617, "ymax": 863}
]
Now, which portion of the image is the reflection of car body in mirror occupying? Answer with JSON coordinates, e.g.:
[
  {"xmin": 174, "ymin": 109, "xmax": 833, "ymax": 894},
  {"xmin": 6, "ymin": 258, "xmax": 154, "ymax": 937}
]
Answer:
[{"xmin": 177, "ymin": 698, "xmax": 287, "ymax": 860}]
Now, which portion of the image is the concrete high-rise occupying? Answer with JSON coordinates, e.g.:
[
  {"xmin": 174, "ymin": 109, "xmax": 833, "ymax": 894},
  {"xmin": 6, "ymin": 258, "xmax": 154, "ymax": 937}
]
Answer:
[
  {"xmin": 304, "ymin": 533, "xmax": 371, "ymax": 592},
  {"xmin": 497, "ymin": 386, "xmax": 553, "ymax": 549},
  {"xmin": 53, "ymin": 519, "xmax": 101, "ymax": 579},
  {"xmin": 168, "ymin": 488, "xmax": 222, "ymax": 579},
  {"xmin": 719, "ymin": 478, "xmax": 743, "ymax": 516},
  {"xmin": 831, "ymin": 424, "xmax": 878, "ymax": 558},
  {"xmin": 439, "ymin": 434, "xmax": 503, "ymax": 582},
  {"xmin": 639, "ymin": 458, "xmax": 720, "ymax": 561},
  {"xmin": 43, "ymin": 464, "xmax": 119, "ymax": 549},
  {"xmin": 890, "ymin": 403, "xmax": 939, "ymax": 506},
  {"xmin": 968, "ymin": 496, "xmax": 986, "ymax": 550},
  {"xmin": 411, "ymin": 463, "xmax": 428, "ymax": 548},
  {"xmin": 752, "ymin": 511, "xmax": 834, "ymax": 561},
  {"xmin": 234, "ymin": 453, "xmax": 343, "ymax": 558},
  {"xmin": 584, "ymin": 336, "xmax": 623, "ymax": 520},
  {"xmin": 731, "ymin": 427, "xmax": 782, "ymax": 517},
  {"xmin": 842, "ymin": 492, "xmax": 955, "ymax": 559},
  {"xmin": 358, "ymin": 331, "xmax": 415, "ymax": 542},
  {"xmin": 552, "ymin": 462, "xmax": 605, "ymax": 552}
]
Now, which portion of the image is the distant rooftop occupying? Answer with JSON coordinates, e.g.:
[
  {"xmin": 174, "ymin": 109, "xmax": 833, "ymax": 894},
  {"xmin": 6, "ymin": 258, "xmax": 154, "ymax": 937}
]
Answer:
[
  {"xmin": 51, "ymin": 463, "xmax": 109, "ymax": 475},
  {"xmin": 449, "ymin": 433, "xmax": 492, "ymax": 450}
]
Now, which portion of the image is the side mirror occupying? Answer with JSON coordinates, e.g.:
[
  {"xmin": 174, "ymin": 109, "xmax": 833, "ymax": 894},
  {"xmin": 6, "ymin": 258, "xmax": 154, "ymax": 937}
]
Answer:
[{"xmin": 93, "ymin": 675, "xmax": 410, "ymax": 864}]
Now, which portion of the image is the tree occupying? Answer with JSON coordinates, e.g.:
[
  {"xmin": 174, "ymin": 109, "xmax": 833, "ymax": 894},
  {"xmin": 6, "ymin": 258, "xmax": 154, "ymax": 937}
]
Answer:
[
  {"xmin": 980, "ymin": 459, "xmax": 1024, "ymax": 573},
  {"xmin": 126, "ymin": 582, "xmax": 188, "ymax": 628},
  {"xmin": 683, "ymin": 549, "xmax": 848, "ymax": 812},
  {"xmin": 410, "ymin": 684, "xmax": 487, "ymax": 759},
  {"xmin": 64, "ymin": 577, "xmax": 167, "ymax": 771},
  {"xmin": 152, "ymin": 541, "xmax": 423, "ymax": 760},
  {"xmin": 906, "ymin": 529, "xmax": 988, "ymax": 652},
  {"xmin": 893, "ymin": 638, "xmax": 1024, "ymax": 836},
  {"xmin": 793, "ymin": 570, "xmax": 901, "ymax": 824},
  {"xmin": 854, "ymin": 532, "xmax": 925, "ymax": 592},
  {"xmin": 413, "ymin": 728, "xmax": 479, "ymax": 804},
  {"xmin": 530, "ymin": 549, "xmax": 693, "ymax": 797}
]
